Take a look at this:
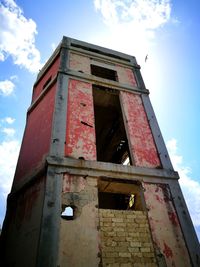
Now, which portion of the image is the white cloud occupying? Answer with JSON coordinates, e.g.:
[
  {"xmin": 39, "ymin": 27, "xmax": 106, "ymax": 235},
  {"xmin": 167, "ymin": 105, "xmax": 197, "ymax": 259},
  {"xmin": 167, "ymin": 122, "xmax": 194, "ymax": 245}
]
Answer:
[
  {"xmin": 93, "ymin": 0, "xmax": 172, "ymax": 63},
  {"xmin": 2, "ymin": 117, "xmax": 15, "ymax": 124},
  {"xmin": 2, "ymin": 127, "xmax": 15, "ymax": 137},
  {"xmin": 0, "ymin": 139, "xmax": 20, "ymax": 197},
  {"xmin": 0, "ymin": 79, "xmax": 15, "ymax": 96},
  {"xmin": 167, "ymin": 139, "xmax": 200, "ymax": 230},
  {"xmin": 51, "ymin": 42, "xmax": 56, "ymax": 51},
  {"xmin": 0, "ymin": 0, "xmax": 42, "ymax": 72}
]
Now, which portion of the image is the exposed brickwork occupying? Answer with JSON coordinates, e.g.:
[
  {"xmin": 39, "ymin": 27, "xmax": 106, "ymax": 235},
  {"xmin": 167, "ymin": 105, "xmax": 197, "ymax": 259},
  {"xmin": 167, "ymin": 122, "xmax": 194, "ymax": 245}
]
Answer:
[{"xmin": 99, "ymin": 209, "xmax": 157, "ymax": 267}]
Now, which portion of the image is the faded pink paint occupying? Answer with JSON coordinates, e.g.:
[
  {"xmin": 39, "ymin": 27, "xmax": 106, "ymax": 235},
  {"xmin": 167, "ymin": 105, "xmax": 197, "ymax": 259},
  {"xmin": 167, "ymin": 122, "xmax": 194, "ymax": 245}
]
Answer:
[
  {"xmin": 63, "ymin": 173, "xmax": 86, "ymax": 193},
  {"xmin": 14, "ymin": 84, "xmax": 57, "ymax": 184},
  {"xmin": 120, "ymin": 91, "xmax": 160, "ymax": 168},
  {"xmin": 143, "ymin": 182, "xmax": 191, "ymax": 266},
  {"xmin": 116, "ymin": 65, "xmax": 137, "ymax": 87},
  {"xmin": 65, "ymin": 79, "xmax": 96, "ymax": 160},
  {"xmin": 69, "ymin": 52, "xmax": 91, "ymax": 74}
]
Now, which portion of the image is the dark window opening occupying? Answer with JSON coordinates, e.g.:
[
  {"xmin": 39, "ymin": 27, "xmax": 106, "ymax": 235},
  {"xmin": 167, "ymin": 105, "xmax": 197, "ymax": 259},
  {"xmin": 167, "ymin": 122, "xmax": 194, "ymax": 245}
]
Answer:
[
  {"xmin": 91, "ymin": 64, "xmax": 118, "ymax": 81},
  {"xmin": 61, "ymin": 205, "xmax": 74, "ymax": 220},
  {"xmin": 93, "ymin": 85, "xmax": 131, "ymax": 164},
  {"xmin": 98, "ymin": 179, "xmax": 144, "ymax": 211},
  {"xmin": 42, "ymin": 76, "xmax": 52, "ymax": 90},
  {"xmin": 98, "ymin": 192, "xmax": 135, "ymax": 210}
]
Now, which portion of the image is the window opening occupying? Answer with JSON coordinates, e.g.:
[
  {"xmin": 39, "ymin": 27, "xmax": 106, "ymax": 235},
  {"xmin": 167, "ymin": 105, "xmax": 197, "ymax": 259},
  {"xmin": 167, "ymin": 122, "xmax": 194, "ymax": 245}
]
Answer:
[
  {"xmin": 128, "ymin": 194, "xmax": 135, "ymax": 209},
  {"xmin": 91, "ymin": 64, "xmax": 118, "ymax": 81},
  {"xmin": 61, "ymin": 206, "xmax": 74, "ymax": 220},
  {"xmin": 93, "ymin": 85, "xmax": 131, "ymax": 164},
  {"xmin": 98, "ymin": 180, "xmax": 144, "ymax": 211}
]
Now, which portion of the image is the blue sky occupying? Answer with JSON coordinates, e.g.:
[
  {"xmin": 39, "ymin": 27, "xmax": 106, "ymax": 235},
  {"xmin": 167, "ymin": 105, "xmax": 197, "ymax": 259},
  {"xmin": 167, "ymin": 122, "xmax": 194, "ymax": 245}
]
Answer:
[{"xmin": 0, "ymin": 0, "xmax": 200, "ymax": 239}]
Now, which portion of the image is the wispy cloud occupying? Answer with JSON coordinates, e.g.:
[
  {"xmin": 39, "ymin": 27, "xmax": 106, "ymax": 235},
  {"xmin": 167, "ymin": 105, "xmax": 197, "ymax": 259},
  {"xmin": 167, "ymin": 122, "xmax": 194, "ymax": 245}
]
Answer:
[
  {"xmin": 0, "ymin": 0, "xmax": 42, "ymax": 72},
  {"xmin": 0, "ymin": 139, "xmax": 20, "ymax": 197},
  {"xmin": 93, "ymin": 0, "xmax": 172, "ymax": 63},
  {"xmin": 2, "ymin": 127, "xmax": 15, "ymax": 137},
  {"xmin": 2, "ymin": 117, "xmax": 15, "ymax": 124},
  {"xmin": 0, "ymin": 115, "xmax": 19, "ymax": 223},
  {"xmin": 0, "ymin": 79, "xmax": 15, "ymax": 96},
  {"xmin": 167, "ymin": 138, "xmax": 200, "ymax": 238}
]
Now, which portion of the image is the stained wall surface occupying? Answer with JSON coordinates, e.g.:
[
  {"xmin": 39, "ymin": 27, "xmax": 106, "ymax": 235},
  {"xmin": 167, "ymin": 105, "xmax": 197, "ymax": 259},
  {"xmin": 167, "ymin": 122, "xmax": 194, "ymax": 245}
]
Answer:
[
  {"xmin": 59, "ymin": 174, "xmax": 100, "ymax": 267},
  {"xmin": 1, "ymin": 177, "xmax": 45, "ymax": 267},
  {"xmin": 143, "ymin": 183, "xmax": 191, "ymax": 267}
]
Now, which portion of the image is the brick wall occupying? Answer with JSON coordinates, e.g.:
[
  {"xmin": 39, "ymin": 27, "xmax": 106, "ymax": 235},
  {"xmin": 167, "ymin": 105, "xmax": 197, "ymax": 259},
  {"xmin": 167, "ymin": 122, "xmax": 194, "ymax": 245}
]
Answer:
[{"xmin": 99, "ymin": 209, "xmax": 157, "ymax": 267}]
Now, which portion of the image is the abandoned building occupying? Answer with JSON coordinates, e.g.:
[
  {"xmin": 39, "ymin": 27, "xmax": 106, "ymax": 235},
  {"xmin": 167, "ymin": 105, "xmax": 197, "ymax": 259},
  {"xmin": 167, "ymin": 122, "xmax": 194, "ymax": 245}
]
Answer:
[{"xmin": 0, "ymin": 36, "xmax": 199, "ymax": 267}]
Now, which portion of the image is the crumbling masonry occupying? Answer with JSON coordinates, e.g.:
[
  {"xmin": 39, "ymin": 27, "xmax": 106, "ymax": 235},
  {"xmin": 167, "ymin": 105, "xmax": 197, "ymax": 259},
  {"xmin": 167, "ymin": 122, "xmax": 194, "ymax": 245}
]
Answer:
[{"xmin": 0, "ymin": 37, "xmax": 199, "ymax": 267}]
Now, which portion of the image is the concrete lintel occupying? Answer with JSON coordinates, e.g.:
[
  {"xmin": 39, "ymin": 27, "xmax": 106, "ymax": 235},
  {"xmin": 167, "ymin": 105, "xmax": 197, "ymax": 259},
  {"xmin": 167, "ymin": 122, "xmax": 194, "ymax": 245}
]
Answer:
[
  {"xmin": 141, "ymin": 94, "xmax": 174, "ymax": 170},
  {"xmin": 36, "ymin": 166, "xmax": 62, "ymax": 267},
  {"xmin": 46, "ymin": 156, "xmax": 179, "ymax": 180},
  {"xmin": 168, "ymin": 179, "xmax": 200, "ymax": 267},
  {"xmin": 60, "ymin": 69, "xmax": 149, "ymax": 94},
  {"xmin": 62, "ymin": 36, "xmax": 137, "ymax": 65}
]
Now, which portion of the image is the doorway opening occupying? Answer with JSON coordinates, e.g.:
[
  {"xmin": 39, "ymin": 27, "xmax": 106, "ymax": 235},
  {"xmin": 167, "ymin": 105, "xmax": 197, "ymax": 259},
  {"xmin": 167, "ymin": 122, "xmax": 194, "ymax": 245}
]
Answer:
[{"xmin": 93, "ymin": 85, "xmax": 131, "ymax": 164}]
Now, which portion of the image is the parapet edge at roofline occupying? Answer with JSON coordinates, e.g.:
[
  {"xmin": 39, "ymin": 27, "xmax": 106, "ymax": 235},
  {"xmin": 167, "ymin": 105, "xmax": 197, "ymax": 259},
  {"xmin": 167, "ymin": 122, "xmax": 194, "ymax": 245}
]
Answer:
[
  {"xmin": 63, "ymin": 36, "xmax": 137, "ymax": 64},
  {"xmin": 35, "ymin": 36, "xmax": 139, "ymax": 86}
]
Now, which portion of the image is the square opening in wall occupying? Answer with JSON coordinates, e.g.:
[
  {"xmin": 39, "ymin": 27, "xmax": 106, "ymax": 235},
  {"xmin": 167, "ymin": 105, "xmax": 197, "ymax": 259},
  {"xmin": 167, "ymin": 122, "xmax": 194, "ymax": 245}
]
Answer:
[
  {"xmin": 98, "ymin": 179, "xmax": 144, "ymax": 211},
  {"xmin": 91, "ymin": 64, "xmax": 118, "ymax": 81},
  {"xmin": 93, "ymin": 85, "xmax": 131, "ymax": 165}
]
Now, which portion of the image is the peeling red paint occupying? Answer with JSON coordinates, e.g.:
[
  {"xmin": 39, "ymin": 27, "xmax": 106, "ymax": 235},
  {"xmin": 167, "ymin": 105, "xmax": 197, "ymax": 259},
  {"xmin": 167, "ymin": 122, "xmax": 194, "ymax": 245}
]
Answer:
[
  {"xmin": 14, "ymin": 84, "xmax": 56, "ymax": 184},
  {"xmin": 120, "ymin": 92, "xmax": 160, "ymax": 168},
  {"xmin": 163, "ymin": 242, "xmax": 173, "ymax": 258},
  {"xmin": 65, "ymin": 79, "xmax": 96, "ymax": 160},
  {"xmin": 168, "ymin": 211, "xmax": 179, "ymax": 226},
  {"xmin": 32, "ymin": 55, "xmax": 60, "ymax": 102},
  {"xmin": 155, "ymin": 194, "xmax": 163, "ymax": 204},
  {"xmin": 143, "ymin": 182, "xmax": 191, "ymax": 266},
  {"xmin": 63, "ymin": 173, "xmax": 86, "ymax": 193}
]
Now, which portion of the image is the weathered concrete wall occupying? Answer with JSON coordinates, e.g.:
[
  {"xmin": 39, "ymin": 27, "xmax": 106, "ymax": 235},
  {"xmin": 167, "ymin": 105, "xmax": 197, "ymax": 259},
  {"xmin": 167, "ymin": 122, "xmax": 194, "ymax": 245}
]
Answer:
[
  {"xmin": 59, "ymin": 174, "xmax": 100, "ymax": 267},
  {"xmin": 32, "ymin": 55, "xmax": 60, "ymax": 102},
  {"xmin": 65, "ymin": 79, "xmax": 96, "ymax": 160},
  {"xmin": 143, "ymin": 182, "xmax": 191, "ymax": 267},
  {"xmin": 120, "ymin": 91, "xmax": 161, "ymax": 168},
  {"xmin": 69, "ymin": 52, "xmax": 91, "ymax": 74},
  {"xmin": 116, "ymin": 65, "xmax": 137, "ymax": 87},
  {"xmin": 1, "ymin": 177, "xmax": 45, "ymax": 267},
  {"xmin": 14, "ymin": 84, "xmax": 56, "ymax": 186},
  {"xmin": 99, "ymin": 209, "xmax": 157, "ymax": 267}
]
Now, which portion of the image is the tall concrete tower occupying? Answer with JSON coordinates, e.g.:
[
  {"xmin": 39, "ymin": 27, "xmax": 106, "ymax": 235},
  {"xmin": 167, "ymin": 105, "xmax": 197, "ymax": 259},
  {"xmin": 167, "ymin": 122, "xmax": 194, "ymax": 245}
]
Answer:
[{"xmin": 1, "ymin": 37, "xmax": 199, "ymax": 267}]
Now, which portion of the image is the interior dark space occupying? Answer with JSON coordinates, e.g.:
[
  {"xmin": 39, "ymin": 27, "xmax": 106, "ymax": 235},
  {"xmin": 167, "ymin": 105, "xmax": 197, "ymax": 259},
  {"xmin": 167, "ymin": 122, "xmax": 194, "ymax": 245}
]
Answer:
[{"xmin": 93, "ymin": 85, "xmax": 131, "ymax": 164}]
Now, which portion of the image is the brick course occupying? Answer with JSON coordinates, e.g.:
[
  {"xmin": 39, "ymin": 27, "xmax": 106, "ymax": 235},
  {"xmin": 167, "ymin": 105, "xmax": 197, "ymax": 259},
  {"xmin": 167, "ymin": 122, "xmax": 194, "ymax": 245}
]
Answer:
[{"xmin": 99, "ymin": 209, "xmax": 157, "ymax": 267}]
